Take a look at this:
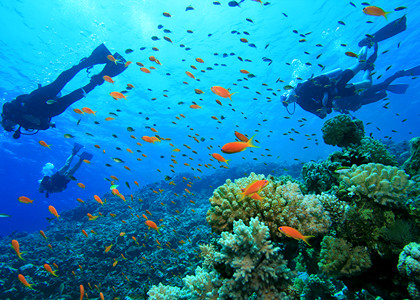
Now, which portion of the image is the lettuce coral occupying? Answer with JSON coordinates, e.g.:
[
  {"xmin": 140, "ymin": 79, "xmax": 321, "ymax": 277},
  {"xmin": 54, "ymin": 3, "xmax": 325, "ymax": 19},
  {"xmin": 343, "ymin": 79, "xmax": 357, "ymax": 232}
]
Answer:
[
  {"xmin": 318, "ymin": 236, "xmax": 372, "ymax": 277},
  {"xmin": 321, "ymin": 114, "xmax": 364, "ymax": 147},
  {"xmin": 339, "ymin": 163, "xmax": 414, "ymax": 207},
  {"xmin": 206, "ymin": 173, "xmax": 331, "ymax": 242}
]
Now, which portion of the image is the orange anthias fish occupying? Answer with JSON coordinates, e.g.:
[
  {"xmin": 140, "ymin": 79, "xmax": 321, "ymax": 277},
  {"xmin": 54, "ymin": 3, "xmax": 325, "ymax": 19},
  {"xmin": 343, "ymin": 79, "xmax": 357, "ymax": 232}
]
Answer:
[
  {"xmin": 211, "ymin": 153, "xmax": 230, "ymax": 166},
  {"xmin": 77, "ymin": 183, "xmax": 86, "ymax": 189},
  {"xmin": 39, "ymin": 140, "xmax": 51, "ymax": 148},
  {"xmin": 11, "ymin": 239, "xmax": 25, "ymax": 260},
  {"xmin": 221, "ymin": 134, "xmax": 258, "ymax": 154},
  {"xmin": 18, "ymin": 274, "xmax": 34, "ymax": 289},
  {"xmin": 80, "ymin": 284, "xmax": 85, "ymax": 300},
  {"xmin": 234, "ymin": 131, "xmax": 249, "ymax": 142},
  {"xmin": 82, "ymin": 107, "xmax": 96, "ymax": 115},
  {"xmin": 362, "ymin": 6, "xmax": 391, "ymax": 19},
  {"xmin": 278, "ymin": 226, "xmax": 314, "ymax": 246},
  {"xmin": 190, "ymin": 104, "xmax": 202, "ymax": 109},
  {"xmin": 185, "ymin": 71, "xmax": 195, "ymax": 79},
  {"xmin": 239, "ymin": 179, "xmax": 269, "ymax": 200},
  {"xmin": 145, "ymin": 220, "xmax": 162, "ymax": 234},
  {"xmin": 44, "ymin": 263, "xmax": 58, "ymax": 277},
  {"xmin": 345, "ymin": 51, "xmax": 358, "ymax": 58},
  {"xmin": 18, "ymin": 196, "xmax": 34, "ymax": 204},
  {"xmin": 73, "ymin": 108, "xmax": 84, "ymax": 114},
  {"xmin": 110, "ymin": 92, "xmax": 127, "ymax": 100},
  {"xmin": 107, "ymin": 55, "xmax": 119, "ymax": 64},
  {"xmin": 210, "ymin": 86, "xmax": 236, "ymax": 100},
  {"xmin": 39, "ymin": 230, "xmax": 47, "ymax": 240},
  {"xmin": 103, "ymin": 75, "xmax": 114, "ymax": 84},
  {"xmin": 104, "ymin": 244, "xmax": 113, "ymax": 253},
  {"xmin": 94, "ymin": 195, "xmax": 104, "ymax": 205},
  {"xmin": 48, "ymin": 205, "xmax": 60, "ymax": 219}
]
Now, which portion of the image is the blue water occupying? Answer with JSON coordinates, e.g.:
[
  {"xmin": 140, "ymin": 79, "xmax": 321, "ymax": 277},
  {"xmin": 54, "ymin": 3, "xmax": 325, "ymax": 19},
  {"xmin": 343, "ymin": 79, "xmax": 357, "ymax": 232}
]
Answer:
[{"xmin": 0, "ymin": 0, "xmax": 419, "ymax": 238}]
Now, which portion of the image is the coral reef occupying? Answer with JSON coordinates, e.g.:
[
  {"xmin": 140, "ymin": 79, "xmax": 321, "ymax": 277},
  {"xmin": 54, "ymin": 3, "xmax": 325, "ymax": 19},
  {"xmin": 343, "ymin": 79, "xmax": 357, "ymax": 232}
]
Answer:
[
  {"xmin": 318, "ymin": 236, "xmax": 372, "ymax": 277},
  {"xmin": 147, "ymin": 283, "xmax": 182, "ymax": 300},
  {"xmin": 403, "ymin": 137, "xmax": 420, "ymax": 177},
  {"xmin": 206, "ymin": 173, "xmax": 331, "ymax": 241},
  {"xmin": 397, "ymin": 242, "xmax": 420, "ymax": 299},
  {"xmin": 148, "ymin": 217, "xmax": 294, "ymax": 300},
  {"xmin": 301, "ymin": 160, "xmax": 341, "ymax": 194},
  {"xmin": 321, "ymin": 114, "xmax": 364, "ymax": 147},
  {"xmin": 338, "ymin": 163, "xmax": 414, "ymax": 207},
  {"xmin": 328, "ymin": 137, "xmax": 398, "ymax": 167}
]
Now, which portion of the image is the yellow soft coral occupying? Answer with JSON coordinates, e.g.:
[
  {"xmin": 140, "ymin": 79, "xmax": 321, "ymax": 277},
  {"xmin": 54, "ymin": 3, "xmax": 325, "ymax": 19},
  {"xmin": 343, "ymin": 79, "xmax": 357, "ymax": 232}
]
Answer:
[{"xmin": 206, "ymin": 173, "xmax": 331, "ymax": 242}]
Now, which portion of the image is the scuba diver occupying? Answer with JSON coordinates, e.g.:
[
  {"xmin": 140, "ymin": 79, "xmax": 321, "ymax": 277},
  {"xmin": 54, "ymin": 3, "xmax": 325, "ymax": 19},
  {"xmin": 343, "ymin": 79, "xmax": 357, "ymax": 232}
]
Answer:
[
  {"xmin": 39, "ymin": 143, "xmax": 92, "ymax": 198},
  {"xmin": 280, "ymin": 15, "xmax": 419, "ymax": 118},
  {"xmin": 1, "ymin": 43, "xmax": 127, "ymax": 139}
]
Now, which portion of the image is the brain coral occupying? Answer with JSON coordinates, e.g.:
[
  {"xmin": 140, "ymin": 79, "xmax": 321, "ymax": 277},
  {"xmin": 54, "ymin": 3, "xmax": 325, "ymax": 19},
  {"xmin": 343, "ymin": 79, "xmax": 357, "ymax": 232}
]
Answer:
[
  {"xmin": 321, "ymin": 114, "xmax": 364, "ymax": 147},
  {"xmin": 339, "ymin": 163, "xmax": 414, "ymax": 207},
  {"xmin": 318, "ymin": 236, "xmax": 372, "ymax": 277},
  {"xmin": 206, "ymin": 173, "xmax": 331, "ymax": 242}
]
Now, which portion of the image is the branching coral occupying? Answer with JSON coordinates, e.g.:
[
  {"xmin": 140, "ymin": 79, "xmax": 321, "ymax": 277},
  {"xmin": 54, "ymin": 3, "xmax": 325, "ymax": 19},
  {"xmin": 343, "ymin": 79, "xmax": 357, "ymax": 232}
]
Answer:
[
  {"xmin": 321, "ymin": 114, "xmax": 364, "ymax": 147},
  {"xmin": 206, "ymin": 173, "xmax": 331, "ymax": 241},
  {"xmin": 339, "ymin": 163, "xmax": 414, "ymax": 207},
  {"xmin": 318, "ymin": 236, "xmax": 372, "ymax": 277}
]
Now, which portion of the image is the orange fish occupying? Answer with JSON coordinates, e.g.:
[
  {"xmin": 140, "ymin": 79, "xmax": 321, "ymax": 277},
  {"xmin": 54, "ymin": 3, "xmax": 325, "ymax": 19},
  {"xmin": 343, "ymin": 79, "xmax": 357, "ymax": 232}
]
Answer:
[
  {"xmin": 11, "ymin": 239, "xmax": 24, "ymax": 260},
  {"xmin": 48, "ymin": 205, "xmax": 59, "ymax": 219},
  {"xmin": 234, "ymin": 131, "xmax": 249, "ymax": 142},
  {"xmin": 105, "ymin": 117, "xmax": 115, "ymax": 121},
  {"xmin": 362, "ymin": 6, "xmax": 391, "ymax": 19},
  {"xmin": 185, "ymin": 71, "xmax": 195, "ymax": 79},
  {"xmin": 240, "ymin": 69, "xmax": 250, "ymax": 74},
  {"xmin": 87, "ymin": 213, "xmax": 99, "ymax": 221},
  {"xmin": 44, "ymin": 264, "xmax": 58, "ymax": 277},
  {"xmin": 142, "ymin": 136, "xmax": 154, "ymax": 143},
  {"xmin": 104, "ymin": 244, "xmax": 113, "ymax": 253},
  {"xmin": 149, "ymin": 56, "xmax": 156, "ymax": 62},
  {"xmin": 211, "ymin": 86, "xmax": 236, "ymax": 100},
  {"xmin": 125, "ymin": 61, "xmax": 132, "ymax": 67},
  {"xmin": 107, "ymin": 55, "xmax": 118, "ymax": 64},
  {"xmin": 82, "ymin": 107, "xmax": 96, "ymax": 115},
  {"xmin": 196, "ymin": 58, "xmax": 204, "ymax": 63},
  {"xmin": 18, "ymin": 196, "xmax": 34, "ymax": 204},
  {"xmin": 345, "ymin": 51, "xmax": 358, "ymax": 58},
  {"xmin": 240, "ymin": 38, "xmax": 248, "ymax": 43},
  {"xmin": 140, "ymin": 67, "xmax": 151, "ymax": 73},
  {"xmin": 163, "ymin": 12, "xmax": 171, "ymax": 17},
  {"xmin": 211, "ymin": 153, "xmax": 230, "ymax": 166},
  {"xmin": 215, "ymin": 99, "xmax": 222, "ymax": 106},
  {"xmin": 77, "ymin": 198, "xmax": 85, "ymax": 203},
  {"xmin": 94, "ymin": 195, "xmax": 103, "ymax": 205},
  {"xmin": 145, "ymin": 220, "xmax": 162, "ymax": 234},
  {"xmin": 73, "ymin": 108, "xmax": 84, "ymax": 114},
  {"xmin": 110, "ymin": 92, "xmax": 127, "ymax": 100},
  {"xmin": 39, "ymin": 140, "xmax": 51, "ymax": 148},
  {"xmin": 127, "ymin": 83, "xmax": 135, "ymax": 88},
  {"xmin": 100, "ymin": 292, "xmax": 105, "ymax": 300},
  {"xmin": 239, "ymin": 180, "xmax": 268, "ymax": 200},
  {"xmin": 39, "ymin": 230, "xmax": 47, "ymax": 240},
  {"xmin": 80, "ymin": 284, "xmax": 85, "ymax": 300},
  {"xmin": 194, "ymin": 89, "xmax": 204, "ymax": 94},
  {"xmin": 18, "ymin": 274, "xmax": 34, "ymax": 289},
  {"xmin": 221, "ymin": 134, "xmax": 258, "ymax": 154},
  {"xmin": 150, "ymin": 127, "xmax": 158, "ymax": 133},
  {"xmin": 190, "ymin": 104, "xmax": 202, "ymax": 109},
  {"xmin": 77, "ymin": 183, "xmax": 86, "ymax": 189},
  {"xmin": 82, "ymin": 229, "xmax": 88, "ymax": 237},
  {"xmin": 103, "ymin": 76, "xmax": 114, "ymax": 84},
  {"xmin": 278, "ymin": 226, "xmax": 314, "ymax": 246}
]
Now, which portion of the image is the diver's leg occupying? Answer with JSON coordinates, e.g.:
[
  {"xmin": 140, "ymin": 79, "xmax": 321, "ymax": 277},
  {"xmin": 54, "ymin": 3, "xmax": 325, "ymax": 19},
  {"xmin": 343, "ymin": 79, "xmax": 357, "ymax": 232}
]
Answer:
[
  {"xmin": 58, "ymin": 153, "xmax": 75, "ymax": 175},
  {"xmin": 360, "ymin": 90, "xmax": 387, "ymax": 105},
  {"xmin": 65, "ymin": 157, "xmax": 83, "ymax": 177},
  {"xmin": 323, "ymin": 68, "xmax": 343, "ymax": 79},
  {"xmin": 358, "ymin": 15, "xmax": 407, "ymax": 47},
  {"xmin": 348, "ymin": 47, "xmax": 368, "ymax": 74},
  {"xmin": 28, "ymin": 44, "xmax": 112, "ymax": 101},
  {"xmin": 353, "ymin": 69, "xmax": 373, "ymax": 90}
]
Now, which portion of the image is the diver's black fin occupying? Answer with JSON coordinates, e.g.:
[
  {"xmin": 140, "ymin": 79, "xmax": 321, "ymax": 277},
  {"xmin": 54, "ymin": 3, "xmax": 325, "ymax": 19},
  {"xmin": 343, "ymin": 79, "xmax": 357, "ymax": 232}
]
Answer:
[
  {"xmin": 403, "ymin": 65, "xmax": 420, "ymax": 76},
  {"xmin": 72, "ymin": 143, "xmax": 84, "ymax": 154},
  {"xmin": 386, "ymin": 84, "xmax": 409, "ymax": 94},
  {"xmin": 79, "ymin": 44, "xmax": 112, "ymax": 68},
  {"xmin": 359, "ymin": 15, "xmax": 407, "ymax": 47},
  {"xmin": 79, "ymin": 151, "xmax": 93, "ymax": 161}
]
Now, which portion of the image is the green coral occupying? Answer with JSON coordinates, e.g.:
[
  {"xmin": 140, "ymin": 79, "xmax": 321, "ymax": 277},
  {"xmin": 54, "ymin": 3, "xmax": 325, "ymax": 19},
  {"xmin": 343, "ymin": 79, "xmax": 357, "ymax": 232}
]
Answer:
[
  {"xmin": 301, "ymin": 160, "xmax": 341, "ymax": 194},
  {"xmin": 321, "ymin": 114, "xmax": 364, "ymax": 147},
  {"xmin": 344, "ymin": 137, "xmax": 398, "ymax": 166},
  {"xmin": 318, "ymin": 236, "xmax": 372, "ymax": 277},
  {"xmin": 397, "ymin": 242, "xmax": 420, "ymax": 299},
  {"xmin": 403, "ymin": 137, "xmax": 420, "ymax": 176},
  {"xmin": 338, "ymin": 163, "xmax": 414, "ymax": 207},
  {"xmin": 206, "ymin": 173, "xmax": 331, "ymax": 242}
]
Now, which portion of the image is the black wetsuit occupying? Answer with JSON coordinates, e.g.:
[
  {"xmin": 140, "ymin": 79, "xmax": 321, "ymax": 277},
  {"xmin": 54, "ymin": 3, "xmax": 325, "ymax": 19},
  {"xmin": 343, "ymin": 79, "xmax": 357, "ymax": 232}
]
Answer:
[
  {"xmin": 6, "ymin": 64, "xmax": 97, "ymax": 131},
  {"xmin": 295, "ymin": 69, "xmax": 357, "ymax": 118},
  {"xmin": 40, "ymin": 172, "xmax": 71, "ymax": 197}
]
